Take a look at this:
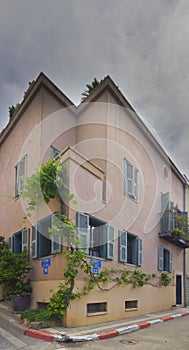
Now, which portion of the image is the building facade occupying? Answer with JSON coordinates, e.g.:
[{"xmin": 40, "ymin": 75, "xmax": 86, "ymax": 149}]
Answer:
[{"xmin": 0, "ymin": 73, "xmax": 188, "ymax": 326}]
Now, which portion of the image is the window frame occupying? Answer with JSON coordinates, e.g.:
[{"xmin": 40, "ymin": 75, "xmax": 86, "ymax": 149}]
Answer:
[
  {"xmin": 158, "ymin": 246, "xmax": 172, "ymax": 272},
  {"xmin": 118, "ymin": 230, "xmax": 142, "ymax": 266},
  {"xmin": 124, "ymin": 159, "xmax": 138, "ymax": 202},
  {"xmin": 32, "ymin": 214, "xmax": 62, "ymax": 259},
  {"xmin": 76, "ymin": 212, "xmax": 114, "ymax": 260},
  {"xmin": 15, "ymin": 155, "xmax": 27, "ymax": 197}
]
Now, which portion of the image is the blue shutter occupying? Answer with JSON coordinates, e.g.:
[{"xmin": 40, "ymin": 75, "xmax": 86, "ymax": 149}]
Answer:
[
  {"xmin": 169, "ymin": 251, "xmax": 172, "ymax": 272},
  {"xmin": 158, "ymin": 246, "xmax": 164, "ymax": 271},
  {"xmin": 161, "ymin": 192, "xmax": 170, "ymax": 232},
  {"xmin": 125, "ymin": 160, "xmax": 134, "ymax": 197},
  {"xmin": 118, "ymin": 230, "xmax": 127, "ymax": 263},
  {"xmin": 137, "ymin": 237, "xmax": 142, "ymax": 266},
  {"xmin": 8, "ymin": 237, "xmax": 12, "ymax": 251},
  {"xmin": 32, "ymin": 225, "xmax": 38, "ymax": 258},
  {"xmin": 107, "ymin": 224, "xmax": 114, "ymax": 260},
  {"xmin": 76, "ymin": 213, "xmax": 90, "ymax": 252}
]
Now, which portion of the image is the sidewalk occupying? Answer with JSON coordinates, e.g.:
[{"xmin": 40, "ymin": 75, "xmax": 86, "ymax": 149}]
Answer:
[{"xmin": 0, "ymin": 301, "xmax": 189, "ymax": 343}]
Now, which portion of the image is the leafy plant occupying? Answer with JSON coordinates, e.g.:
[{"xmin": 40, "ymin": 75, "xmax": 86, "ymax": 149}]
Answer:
[
  {"xmin": 161, "ymin": 272, "xmax": 172, "ymax": 286},
  {"xmin": 0, "ymin": 249, "xmax": 32, "ymax": 298}
]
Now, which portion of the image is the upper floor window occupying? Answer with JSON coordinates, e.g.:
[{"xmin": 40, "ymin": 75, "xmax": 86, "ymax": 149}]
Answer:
[
  {"xmin": 124, "ymin": 159, "xmax": 138, "ymax": 201},
  {"xmin": 118, "ymin": 230, "xmax": 142, "ymax": 266},
  {"xmin": 15, "ymin": 155, "xmax": 27, "ymax": 196},
  {"xmin": 76, "ymin": 213, "xmax": 114, "ymax": 260},
  {"xmin": 51, "ymin": 146, "xmax": 60, "ymax": 159}
]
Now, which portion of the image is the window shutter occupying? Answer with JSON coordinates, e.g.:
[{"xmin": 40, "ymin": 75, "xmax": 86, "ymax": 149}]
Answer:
[
  {"xmin": 51, "ymin": 214, "xmax": 62, "ymax": 254},
  {"xmin": 169, "ymin": 201, "xmax": 174, "ymax": 231},
  {"xmin": 19, "ymin": 156, "xmax": 26, "ymax": 194},
  {"xmin": 107, "ymin": 224, "xmax": 114, "ymax": 260},
  {"xmin": 158, "ymin": 246, "xmax": 164, "ymax": 271},
  {"xmin": 32, "ymin": 225, "xmax": 38, "ymax": 258},
  {"xmin": 76, "ymin": 213, "xmax": 90, "ymax": 251},
  {"xmin": 125, "ymin": 160, "xmax": 134, "ymax": 196},
  {"xmin": 134, "ymin": 168, "xmax": 138, "ymax": 201},
  {"xmin": 9, "ymin": 236, "xmax": 12, "ymax": 252},
  {"xmin": 22, "ymin": 228, "xmax": 30, "ymax": 252},
  {"xmin": 137, "ymin": 237, "xmax": 142, "ymax": 266},
  {"xmin": 161, "ymin": 192, "xmax": 170, "ymax": 232},
  {"xmin": 169, "ymin": 250, "xmax": 172, "ymax": 272},
  {"xmin": 118, "ymin": 230, "xmax": 127, "ymax": 263}
]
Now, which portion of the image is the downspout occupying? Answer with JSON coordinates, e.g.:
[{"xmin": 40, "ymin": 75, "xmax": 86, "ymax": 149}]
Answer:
[{"xmin": 183, "ymin": 180, "xmax": 188, "ymax": 307}]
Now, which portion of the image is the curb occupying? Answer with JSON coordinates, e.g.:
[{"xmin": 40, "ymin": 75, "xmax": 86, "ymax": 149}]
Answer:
[{"xmin": 24, "ymin": 311, "xmax": 189, "ymax": 343}]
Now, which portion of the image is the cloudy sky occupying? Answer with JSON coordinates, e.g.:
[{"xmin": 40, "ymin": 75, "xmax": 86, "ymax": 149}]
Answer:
[{"xmin": 0, "ymin": 0, "xmax": 189, "ymax": 175}]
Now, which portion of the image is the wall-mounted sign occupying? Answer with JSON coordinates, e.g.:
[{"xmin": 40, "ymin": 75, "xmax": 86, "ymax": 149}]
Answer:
[{"xmin": 41, "ymin": 258, "xmax": 51, "ymax": 268}]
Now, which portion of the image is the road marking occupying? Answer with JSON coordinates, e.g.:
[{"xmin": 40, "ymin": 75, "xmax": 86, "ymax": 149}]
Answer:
[{"xmin": 0, "ymin": 326, "xmax": 27, "ymax": 348}]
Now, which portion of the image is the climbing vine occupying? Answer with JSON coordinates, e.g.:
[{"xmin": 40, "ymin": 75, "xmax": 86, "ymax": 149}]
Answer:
[{"xmin": 22, "ymin": 159, "xmax": 172, "ymax": 320}]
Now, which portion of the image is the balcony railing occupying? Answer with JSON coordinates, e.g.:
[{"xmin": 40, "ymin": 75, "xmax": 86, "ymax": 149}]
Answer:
[{"xmin": 159, "ymin": 209, "xmax": 189, "ymax": 248}]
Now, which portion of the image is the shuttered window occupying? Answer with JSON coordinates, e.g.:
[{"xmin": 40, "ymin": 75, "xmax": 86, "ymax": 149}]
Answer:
[
  {"xmin": 32, "ymin": 214, "xmax": 62, "ymax": 259},
  {"xmin": 124, "ymin": 159, "xmax": 138, "ymax": 201},
  {"xmin": 158, "ymin": 246, "xmax": 172, "ymax": 272},
  {"xmin": 10, "ymin": 229, "xmax": 30, "ymax": 254},
  {"xmin": 15, "ymin": 155, "xmax": 27, "ymax": 196},
  {"xmin": 118, "ymin": 231, "xmax": 142, "ymax": 266},
  {"xmin": 76, "ymin": 213, "xmax": 114, "ymax": 260}
]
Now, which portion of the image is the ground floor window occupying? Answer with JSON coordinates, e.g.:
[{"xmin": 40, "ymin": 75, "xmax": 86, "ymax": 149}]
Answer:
[
  {"xmin": 9, "ymin": 228, "xmax": 30, "ymax": 254},
  {"xmin": 32, "ymin": 214, "xmax": 62, "ymax": 258},
  {"xmin": 158, "ymin": 246, "xmax": 172, "ymax": 272},
  {"xmin": 87, "ymin": 302, "xmax": 107, "ymax": 314},
  {"xmin": 76, "ymin": 212, "xmax": 114, "ymax": 260},
  {"xmin": 118, "ymin": 230, "xmax": 142, "ymax": 266}
]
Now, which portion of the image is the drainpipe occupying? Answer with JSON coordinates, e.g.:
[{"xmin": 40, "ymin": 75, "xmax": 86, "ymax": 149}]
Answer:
[{"xmin": 183, "ymin": 180, "xmax": 188, "ymax": 307}]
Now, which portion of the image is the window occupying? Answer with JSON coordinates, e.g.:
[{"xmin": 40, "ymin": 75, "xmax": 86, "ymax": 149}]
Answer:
[
  {"xmin": 32, "ymin": 214, "xmax": 62, "ymax": 258},
  {"xmin": 118, "ymin": 231, "xmax": 142, "ymax": 266},
  {"xmin": 15, "ymin": 155, "xmax": 27, "ymax": 196},
  {"xmin": 9, "ymin": 228, "xmax": 30, "ymax": 254},
  {"xmin": 158, "ymin": 246, "xmax": 172, "ymax": 272},
  {"xmin": 87, "ymin": 302, "xmax": 107, "ymax": 314},
  {"xmin": 76, "ymin": 213, "xmax": 114, "ymax": 260},
  {"xmin": 51, "ymin": 146, "xmax": 60, "ymax": 159},
  {"xmin": 124, "ymin": 159, "xmax": 138, "ymax": 201},
  {"xmin": 125, "ymin": 300, "xmax": 138, "ymax": 310}
]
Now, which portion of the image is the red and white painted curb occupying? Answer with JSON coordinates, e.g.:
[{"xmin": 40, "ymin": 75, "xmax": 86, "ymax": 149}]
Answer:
[{"xmin": 24, "ymin": 311, "xmax": 189, "ymax": 343}]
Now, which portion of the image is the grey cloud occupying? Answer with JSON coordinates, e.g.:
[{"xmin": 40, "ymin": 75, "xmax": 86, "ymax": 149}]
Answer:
[{"xmin": 0, "ymin": 0, "xmax": 189, "ymax": 175}]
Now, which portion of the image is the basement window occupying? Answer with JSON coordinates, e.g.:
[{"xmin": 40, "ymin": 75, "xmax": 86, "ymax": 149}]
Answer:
[
  {"xmin": 87, "ymin": 302, "xmax": 107, "ymax": 315},
  {"xmin": 125, "ymin": 300, "xmax": 138, "ymax": 311}
]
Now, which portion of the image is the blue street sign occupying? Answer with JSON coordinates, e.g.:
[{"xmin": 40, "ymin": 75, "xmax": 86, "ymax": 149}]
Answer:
[
  {"xmin": 93, "ymin": 260, "xmax": 102, "ymax": 268},
  {"xmin": 92, "ymin": 267, "xmax": 99, "ymax": 274},
  {"xmin": 43, "ymin": 267, "xmax": 48, "ymax": 274},
  {"xmin": 90, "ymin": 259, "xmax": 102, "ymax": 268},
  {"xmin": 41, "ymin": 258, "xmax": 51, "ymax": 267}
]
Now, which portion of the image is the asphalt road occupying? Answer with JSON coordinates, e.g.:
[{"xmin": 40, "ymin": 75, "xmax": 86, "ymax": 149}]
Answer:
[
  {"xmin": 0, "ymin": 316, "xmax": 60, "ymax": 350},
  {"xmin": 64, "ymin": 316, "xmax": 189, "ymax": 349}
]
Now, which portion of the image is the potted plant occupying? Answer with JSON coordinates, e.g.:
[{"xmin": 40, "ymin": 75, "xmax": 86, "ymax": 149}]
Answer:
[
  {"xmin": 0, "ymin": 248, "xmax": 32, "ymax": 312},
  {"xmin": 0, "ymin": 236, "xmax": 9, "ymax": 300}
]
